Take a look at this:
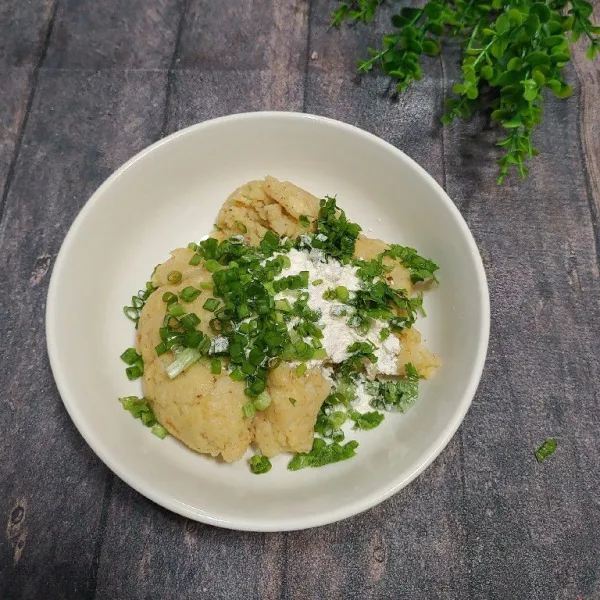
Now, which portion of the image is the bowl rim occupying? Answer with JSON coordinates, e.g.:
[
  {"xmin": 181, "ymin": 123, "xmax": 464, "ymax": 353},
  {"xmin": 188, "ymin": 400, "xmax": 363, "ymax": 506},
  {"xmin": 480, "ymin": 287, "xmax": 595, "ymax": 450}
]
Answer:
[{"xmin": 46, "ymin": 111, "xmax": 490, "ymax": 532}]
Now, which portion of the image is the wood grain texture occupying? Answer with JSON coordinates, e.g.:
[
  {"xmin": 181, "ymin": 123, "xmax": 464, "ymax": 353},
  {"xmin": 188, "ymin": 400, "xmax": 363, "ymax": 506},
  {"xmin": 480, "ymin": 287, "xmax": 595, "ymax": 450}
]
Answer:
[
  {"xmin": 0, "ymin": 70, "xmax": 166, "ymax": 600},
  {"xmin": 571, "ymin": 2, "xmax": 600, "ymax": 234},
  {"xmin": 442, "ymin": 46, "xmax": 600, "ymax": 599},
  {"xmin": 44, "ymin": 0, "xmax": 187, "ymax": 69},
  {"xmin": 0, "ymin": 69, "xmax": 33, "ymax": 202},
  {"xmin": 165, "ymin": 70, "xmax": 305, "ymax": 134},
  {"xmin": 177, "ymin": 0, "xmax": 310, "ymax": 70},
  {"xmin": 0, "ymin": 0, "xmax": 56, "ymax": 67}
]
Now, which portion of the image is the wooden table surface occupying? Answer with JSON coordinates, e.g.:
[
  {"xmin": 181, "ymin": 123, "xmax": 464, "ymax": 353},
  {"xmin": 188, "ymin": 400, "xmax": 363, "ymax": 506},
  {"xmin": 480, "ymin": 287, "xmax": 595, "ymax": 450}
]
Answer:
[{"xmin": 2, "ymin": 1, "xmax": 600, "ymax": 599}]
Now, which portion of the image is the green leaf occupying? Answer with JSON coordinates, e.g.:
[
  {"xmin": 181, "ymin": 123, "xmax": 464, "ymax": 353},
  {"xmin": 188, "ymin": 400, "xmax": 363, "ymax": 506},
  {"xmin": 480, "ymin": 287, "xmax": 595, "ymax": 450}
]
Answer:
[
  {"xmin": 508, "ymin": 8, "xmax": 523, "ymax": 26},
  {"xmin": 522, "ymin": 79, "xmax": 539, "ymax": 102},
  {"xmin": 532, "ymin": 69, "xmax": 546, "ymax": 86},
  {"xmin": 400, "ymin": 6, "xmax": 422, "ymax": 20},
  {"xmin": 503, "ymin": 115, "xmax": 522, "ymax": 128},
  {"xmin": 427, "ymin": 21, "xmax": 444, "ymax": 35},
  {"xmin": 571, "ymin": 0, "xmax": 593, "ymax": 18},
  {"xmin": 587, "ymin": 43, "xmax": 599, "ymax": 60},
  {"xmin": 529, "ymin": 3, "xmax": 552, "ymax": 23},
  {"xmin": 525, "ymin": 51, "xmax": 551, "ymax": 67},
  {"xmin": 507, "ymin": 57, "xmax": 521, "ymax": 71},
  {"xmin": 466, "ymin": 86, "xmax": 479, "ymax": 100},
  {"xmin": 546, "ymin": 78, "xmax": 562, "ymax": 93},
  {"xmin": 562, "ymin": 15, "xmax": 575, "ymax": 31},
  {"xmin": 480, "ymin": 65, "xmax": 494, "ymax": 80},
  {"xmin": 423, "ymin": 39, "xmax": 441, "ymax": 56},
  {"xmin": 555, "ymin": 84, "xmax": 573, "ymax": 99},
  {"xmin": 541, "ymin": 35, "xmax": 566, "ymax": 48},
  {"xmin": 524, "ymin": 14, "xmax": 541, "ymax": 35},
  {"xmin": 424, "ymin": 2, "xmax": 443, "ymax": 20},
  {"xmin": 496, "ymin": 13, "xmax": 511, "ymax": 34}
]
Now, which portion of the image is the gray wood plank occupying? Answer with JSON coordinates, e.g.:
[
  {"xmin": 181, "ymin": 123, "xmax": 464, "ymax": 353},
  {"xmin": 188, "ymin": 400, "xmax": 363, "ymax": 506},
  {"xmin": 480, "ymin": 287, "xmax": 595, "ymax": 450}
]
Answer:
[
  {"xmin": 280, "ymin": 442, "xmax": 466, "ymax": 600},
  {"xmin": 307, "ymin": 0, "xmax": 395, "ymax": 75},
  {"xmin": 165, "ymin": 70, "xmax": 305, "ymax": 133},
  {"xmin": 0, "ymin": 69, "xmax": 166, "ymax": 600},
  {"xmin": 0, "ymin": 68, "xmax": 33, "ymax": 201},
  {"xmin": 93, "ymin": 480, "xmax": 285, "ymax": 600},
  {"xmin": 44, "ymin": 0, "xmax": 186, "ymax": 69},
  {"xmin": 442, "ymin": 50, "xmax": 600, "ymax": 599},
  {"xmin": 571, "ymin": 3, "xmax": 600, "ymax": 249},
  {"xmin": 0, "ymin": 0, "xmax": 55, "ymax": 67},
  {"xmin": 177, "ymin": 0, "xmax": 310, "ymax": 70}
]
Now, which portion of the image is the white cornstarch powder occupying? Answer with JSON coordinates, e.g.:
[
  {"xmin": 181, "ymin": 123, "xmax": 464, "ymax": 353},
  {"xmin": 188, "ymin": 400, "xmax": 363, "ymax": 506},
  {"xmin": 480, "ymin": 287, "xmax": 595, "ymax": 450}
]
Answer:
[
  {"xmin": 209, "ymin": 336, "xmax": 229, "ymax": 354},
  {"xmin": 352, "ymin": 377, "xmax": 375, "ymax": 412},
  {"xmin": 276, "ymin": 248, "xmax": 400, "ymax": 373}
]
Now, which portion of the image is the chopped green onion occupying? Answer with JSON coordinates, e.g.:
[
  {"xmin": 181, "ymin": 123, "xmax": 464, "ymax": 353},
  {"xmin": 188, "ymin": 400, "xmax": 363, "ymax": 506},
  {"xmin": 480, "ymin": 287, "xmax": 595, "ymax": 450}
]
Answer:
[
  {"xmin": 187, "ymin": 242, "xmax": 198, "ymax": 251},
  {"xmin": 203, "ymin": 298, "xmax": 220, "ymax": 312},
  {"xmin": 210, "ymin": 359, "xmax": 222, "ymax": 375},
  {"xmin": 242, "ymin": 402, "xmax": 257, "ymax": 418},
  {"xmin": 167, "ymin": 303, "xmax": 185, "ymax": 317},
  {"xmin": 126, "ymin": 363, "xmax": 144, "ymax": 380},
  {"xmin": 336, "ymin": 286, "xmax": 350, "ymax": 302},
  {"xmin": 185, "ymin": 330, "xmax": 203, "ymax": 348},
  {"xmin": 296, "ymin": 363, "xmax": 307, "ymax": 376},
  {"xmin": 235, "ymin": 220, "xmax": 248, "ymax": 234},
  {"xmin": 253, "ymin": 391, "xmax": 272, "ymax": 411},
  {"xmin": 179, "ymin": 286, "xmax": 201, "ymax": 302},
  {"xmin": 535, "ymin": 438, "xmax": 557, "ymax": 463},
  {"xmin": 288, "ymin": 439, "xmax": 359, "ymax": 470},
  {"xmin": 205, "ymin": 259, "xmax": 220, "ymax": 273},
  {"xmin": 180, "ymin": 313, "xmax": 200, "ymax": 331},
  {"xmin": 167, "ymin": 270, "xmax": 182, "ymax": 284},
  {"xmin": 263, "ymin": 230, "xmax": 280, "ymax": 248},
  {"xmin": 312, "ymin": 279, "xmax": 323, "ymax": 286},
  {"xmin": 274, "ymin": 299, "xmax": 293, "ymax": 313},
  {"xmin": 120, "ymin": 347, "xmax": 141, "ymax": 365},
  {"xmin": 250, "ymin": 455, "xmax": 272, "ymax": 474},
  {"xmin": 230, "ymin": 368, "xmax": 245, "ymax": 382},
  {"xmin": 298, "ymin": 271, "xmax": 309, "ymax": 287},
  {"xmin": 299, "ymin": 214, "xmax": 310, "ymax": 228},
  {"xmin": 155, "ymin": 342, "xmax": 167, "ymax": 356},
  {"xmin": 199, "ymin": 281, "xmax": 214, "ymax": 290},
  {"xmin": 162, "ymin": 291, "xmax": 178, "ymax": 304},
  {"xmin": 312, "ymin": 348, "xmax": 327, "ymax": 360},
  {"xmin": 237, "ymin": 304, "xmax": 251, "ymax": 319},
  {"xmin": 151, "ymin": 424, "xmax": 168, "ymax": 439},
  {"xmin": 380, "ymin": 327, "xmax": 391, "ymax": 341},
  {"xmin": 189, "ymin": 253, "xmax": 203, "ymax": 266},
  {"xmin": 166, "ymin": 347, "xmax": 201, "ymax": 378}
]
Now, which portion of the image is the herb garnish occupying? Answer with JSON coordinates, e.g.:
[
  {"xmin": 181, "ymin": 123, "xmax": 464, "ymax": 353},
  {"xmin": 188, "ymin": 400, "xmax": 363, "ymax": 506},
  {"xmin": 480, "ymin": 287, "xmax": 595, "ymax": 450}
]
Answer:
[
  {"xmin": 535, "ymin": 438, "xmax": 557, "ymax": 463},
  {"xmin": 250, "ymin": 455, "xmax": 272, "ymax": 474},
  {"xmin": 332, "ymin": 0, "xmax": 600, "ymax": 183},
  {"xmin": 288, "ymin": 438, "xmax": 359, "ymax": 470},
  {"xmin": 119, "ymin": 396, "xmax": 168, "ymax": 439}
]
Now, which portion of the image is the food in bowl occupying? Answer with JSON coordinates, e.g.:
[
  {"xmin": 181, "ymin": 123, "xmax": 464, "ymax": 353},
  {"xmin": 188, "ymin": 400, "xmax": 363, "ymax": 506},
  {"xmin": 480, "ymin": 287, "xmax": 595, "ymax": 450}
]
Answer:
[{"xmin": 119, "ymin": 176, "xmax": 440, "ymax": 473}]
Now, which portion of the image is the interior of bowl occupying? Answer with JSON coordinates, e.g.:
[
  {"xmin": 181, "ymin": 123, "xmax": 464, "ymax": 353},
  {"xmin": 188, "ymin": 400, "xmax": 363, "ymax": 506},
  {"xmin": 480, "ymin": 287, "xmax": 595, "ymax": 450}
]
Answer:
[{"xmin": 46, "ymin": 112, "xmax": 489, "ymax": 531}]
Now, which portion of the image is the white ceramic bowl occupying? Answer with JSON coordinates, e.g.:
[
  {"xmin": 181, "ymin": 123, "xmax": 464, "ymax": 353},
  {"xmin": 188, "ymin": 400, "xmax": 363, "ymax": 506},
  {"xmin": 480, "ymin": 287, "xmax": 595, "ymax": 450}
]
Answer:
[{"xmin": 46, "ymin": 112, "xmax": 489, "ymax": 531}]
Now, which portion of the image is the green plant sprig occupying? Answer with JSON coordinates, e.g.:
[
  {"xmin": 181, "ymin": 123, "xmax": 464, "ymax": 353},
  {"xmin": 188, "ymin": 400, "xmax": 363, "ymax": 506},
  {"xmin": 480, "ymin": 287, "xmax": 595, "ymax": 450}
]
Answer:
[{"xmin": 332, "ymin": 0, "xmax": 600, "ymax": 183}]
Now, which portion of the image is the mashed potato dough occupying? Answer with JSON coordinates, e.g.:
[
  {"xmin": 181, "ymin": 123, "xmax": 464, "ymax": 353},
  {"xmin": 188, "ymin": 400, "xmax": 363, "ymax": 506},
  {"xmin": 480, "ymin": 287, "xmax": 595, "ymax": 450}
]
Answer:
[{"xmin": 135, "ymin": 176, "xmax": 440, "ymax": 464}]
